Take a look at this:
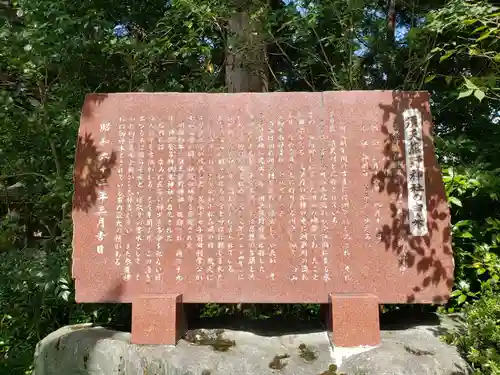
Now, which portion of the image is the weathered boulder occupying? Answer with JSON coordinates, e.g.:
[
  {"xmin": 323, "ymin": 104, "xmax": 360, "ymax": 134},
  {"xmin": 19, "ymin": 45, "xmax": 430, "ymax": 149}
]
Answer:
[
  {"xmin": 33, "ymin": 320, "xmax": 471, "ymax": 375},
  {"xmin": 339, "ymin": 326, "xmax": 471, "ymax": 375}
]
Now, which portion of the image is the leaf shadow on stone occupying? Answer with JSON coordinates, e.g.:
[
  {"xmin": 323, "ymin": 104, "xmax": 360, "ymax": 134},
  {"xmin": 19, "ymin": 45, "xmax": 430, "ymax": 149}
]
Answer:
[
  {"xmin": 425, "ymin": 313, "xmax": 467, "ymax": 339},
  {"xmin": 72, "ymin": 132, "xmax": 117, "ymax": 213},
  {"xmin": 80, "ymin": 93, "xmax": 109, "ymax": 122},
  {"xmin": 375, "ymin": 91, "xmax": 454, "ymax": 310},
  {"xmin": 70, "ymin": 93, "xmax": 132, "ymax": 336},
  {"xmin": 448, "ymin": 364, "xmax": 471, "ymax": 375},
  {"xmin": 72, "ymin": 94, "xmax": 116, "ymax": 213}
]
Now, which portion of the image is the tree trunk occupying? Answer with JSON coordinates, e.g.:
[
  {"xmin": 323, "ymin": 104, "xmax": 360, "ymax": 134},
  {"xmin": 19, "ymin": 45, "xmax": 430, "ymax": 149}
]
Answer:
[
  {"xmin": 385, "ymin": 0, "xmax": 397, "ymax": 88},
  {"xmin": 225, "ymin": 1, "xmax": 269, "ymax": 92},
  {"xmin": 387, "ymin": 0, "xmax": 396, "ymax": 45}
]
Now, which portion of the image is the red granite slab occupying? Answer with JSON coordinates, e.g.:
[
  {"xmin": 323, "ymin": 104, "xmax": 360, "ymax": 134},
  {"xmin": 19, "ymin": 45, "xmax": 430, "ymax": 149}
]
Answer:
[{"xmin": 72, "ymin": 91, "xmax": 454, "ymax": 345}]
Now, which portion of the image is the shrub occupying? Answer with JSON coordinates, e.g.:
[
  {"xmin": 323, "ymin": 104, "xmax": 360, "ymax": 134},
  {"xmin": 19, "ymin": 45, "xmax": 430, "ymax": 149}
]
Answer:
[{"xmin": 443, "ymin": 289, "xmax": 500, "ymax": 375}]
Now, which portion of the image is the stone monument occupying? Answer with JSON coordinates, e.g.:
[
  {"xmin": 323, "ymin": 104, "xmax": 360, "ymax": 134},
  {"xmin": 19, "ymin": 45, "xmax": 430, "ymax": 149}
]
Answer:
[{"xmin": 72, "ymin": 90, "xmax": 454, "ymax": 347}]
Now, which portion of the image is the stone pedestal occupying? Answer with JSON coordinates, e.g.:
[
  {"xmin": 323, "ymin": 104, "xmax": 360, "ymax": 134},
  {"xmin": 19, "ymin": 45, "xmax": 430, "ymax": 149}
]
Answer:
[
  {"xmin": 131, "ymin": 294, "xmax": 185, "ymax": 345},
  {"xmin": 33, "ymin": 320, "xmax": 472, "ymax": 375},
  {"xmin": 327, "ymin": 293, "xmax": 380, "ymax": 347}
]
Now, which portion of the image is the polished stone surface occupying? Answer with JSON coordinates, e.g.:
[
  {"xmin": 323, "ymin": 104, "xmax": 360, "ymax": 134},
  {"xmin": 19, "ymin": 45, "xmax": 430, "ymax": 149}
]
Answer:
[{"xmin": 72, "ymin": 91, "xmax": 453, "ymax": 345}]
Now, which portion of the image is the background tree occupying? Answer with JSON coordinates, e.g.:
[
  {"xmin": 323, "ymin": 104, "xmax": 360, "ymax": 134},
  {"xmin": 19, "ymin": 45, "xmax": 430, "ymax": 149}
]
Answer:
[{"xmin": 0, "ymin": 0, "xmax": 498, "ymax": 374}]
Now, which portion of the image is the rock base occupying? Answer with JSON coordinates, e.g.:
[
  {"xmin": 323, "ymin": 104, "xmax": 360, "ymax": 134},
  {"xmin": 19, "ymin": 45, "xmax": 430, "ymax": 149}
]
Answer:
[{"xmin": 33, "ymin": 321, "xmax": 471, "ymax": 375}]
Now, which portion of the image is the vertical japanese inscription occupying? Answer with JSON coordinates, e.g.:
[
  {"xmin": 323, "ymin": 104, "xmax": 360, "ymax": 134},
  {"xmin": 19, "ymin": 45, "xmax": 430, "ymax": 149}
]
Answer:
[
  {"xmin": 135, "ymin": 119, "xmax": 146, "ymax": 281},
  {"xmin": 339, "ymin": 122, "xmax": 351, "ymax": 282},
  {"xmin": 86, "ymin": 100, "xmax": 434, "ymax": 287},
  {"xmin": 235, "ymin": 116, "xmax": 245, "ymax": 281},
  {"xmin": 115, "ymin": 119, "xmax": 126, "ymax": 274},
  {"xmin": 96, "ymin": 121, "xmax": 110, "ymax": 255},
  {"xmin": 288, "ymin": 112, "xmax": 298, "ymax": 281},
  {"xmin": 306, "ymin": 111, "xmax": 319, "ymax": 281},
  {"xmin": 226, "ymin": 116, "xmax": 236, "ymax": 281},
  {"xmin": 297, "ymin": 113, "xmax": 308, "ymax": 281},
  {"xmin": 203, "ymin": 120, "xmax": 214, "ymax": 282},
  {"xmin": 403, "ymin": 108, "xmax": 428, "ymax": 237},
  {"xmin": 214, "ymin": 115, "xmax": 225, "ymax": 282},
  {"xmin": 175, "ymin": 119, "xmax": 186, "ymax": 281},
  {"xmin": 195, "ymin": 115, "xmax": 206, "ymax": 281},
  {"xmin": 359, "ymin": 129, "xmax": 372, "ymax": 251},
  {"xmin": 251, "ymin": 114, "xmax": 265, "ymax": 281},
  {"xmin": 390, "ymin": 125, "xmax": 409, "ymax": 271},
  {"xmin": 156, "ymin": 119, "xmax": 165, "ymax": 281},
  {"xmin": 186, "ymin": 116, "xmax": 197, "ymax": 281},
  {"xmin": 323, "ymin": 111, "xmax": 337, "ymax": 283},
  {"xmin": 360, "ymin": 123, "xmax": 384, "ymax": 250},
  {"xmin": 268, "ymin": 116, "xmax": 278, "ymax": 280},
  {"xmin": 123, "ymin": 120, "xmax": 136, "ymax": 281},
  {"xmin": 309, "ymin": 111, "xmax": 320, "ymax": 282},
  {"xmin": 145, "ymin": 119, "xmax": 156, "ymax": 283}
]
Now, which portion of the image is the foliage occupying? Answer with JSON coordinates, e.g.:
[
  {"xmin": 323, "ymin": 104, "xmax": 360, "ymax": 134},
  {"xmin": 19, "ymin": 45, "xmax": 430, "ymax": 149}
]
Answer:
[
  {"xmin": 424, "ymin": 0, "xmax": 500, "ymax": 101},
  {"xmin": 442, "ymin": 289, "xmax": 500, "ymax": 375},
  {"xmin": 417, "ymin": 0, "xmax": 500, "ymax": 313},
  {"xmin": 442, "ymin": 166, "xmax": 500, "ymax": 310},
  {"xmin": 418, "ymin": 3, "xmax": 500, "ymax": 373},
  {"xmin": 0, "ymin": 0, "xmax": 499, "ymax": 374}
]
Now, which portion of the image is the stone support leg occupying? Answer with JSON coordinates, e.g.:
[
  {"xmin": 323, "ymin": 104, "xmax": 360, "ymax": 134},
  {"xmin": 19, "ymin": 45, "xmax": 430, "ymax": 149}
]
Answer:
[
  {"xmin": 327, "ymin": 293, "xmax": 380, "ymax": 347},
  {"xmin": 131, "ymin": 294, "xmax": 185, "ymax": 345}
]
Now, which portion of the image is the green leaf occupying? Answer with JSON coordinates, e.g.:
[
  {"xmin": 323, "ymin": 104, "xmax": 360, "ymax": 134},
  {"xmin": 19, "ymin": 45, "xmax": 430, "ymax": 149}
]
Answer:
[
  {"xmin": 464, "ymin": 77, "xmax": 478, "ymax": 90},
  {"xmin": 454, "ymin": 220, "xmax": 471, "ymax": 228},
  {"xmin": 477, "ymin": 30, "xmax": 492, "ymax": 41},
  {"xmin": 59, "ymin": 290, "xmax": 70, "ymax": 301},
  {"xmin": 458, "ymin": 89, "xmax": 473, "ymax": 99},
  {"xmin": 445, "ymin": 76, "xmax": 453, "ymax": 84},
  {"xmin": 468, "ymin": 47, "xmax": 480, "ymax": 56},
  {"xmin": 448, "ymin": 196, "xmax": 463, "ymax": 207},
  {"xmin": 28, "ymin": 98, "xmax": 40, "ymax": 107},
  {"xmin": 439, "ymin": 50, "xmax": 455, "ymax": 62},
  {"xmin": 457, "ymin": 294, "xmax": 467, "ymax": 304},
  {"xmin": 472, "ymin": 25, "xmax": 487, "ymax": 34},
  {"xmin": 474, "ymin": 89, "xmax": 486, "ymax": 102},
  {"xmin": 462, "ymin": 19, "xmax": 478, "ymax": 25},
  {"xmin": 450, "ymin": 290, "xmax": 463, "ymax": 297},
  {"xmin": 425, "ymin": 74, "xmax": 436, "ymax": 83}
]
